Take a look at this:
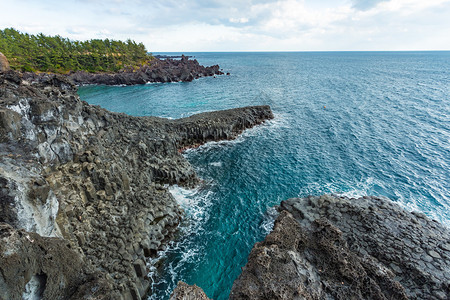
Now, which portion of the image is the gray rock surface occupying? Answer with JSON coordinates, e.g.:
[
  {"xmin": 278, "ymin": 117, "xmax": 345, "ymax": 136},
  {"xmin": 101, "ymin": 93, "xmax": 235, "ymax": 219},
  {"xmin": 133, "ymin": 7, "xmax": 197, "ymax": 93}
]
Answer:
[
  {"xmin": 0, "ymin": 222, "xmax": 115, "ymax": 300},
  {"xmin": 231, "ymin": 195, "xmax": 450, "ymax": 300},
  {"xmin": 0, "ymin": 69, "xmax": 273, "ymax": 299},
  {"xmin": 170, "ymin": 281, "xmax": 211, "ymax": 300}
]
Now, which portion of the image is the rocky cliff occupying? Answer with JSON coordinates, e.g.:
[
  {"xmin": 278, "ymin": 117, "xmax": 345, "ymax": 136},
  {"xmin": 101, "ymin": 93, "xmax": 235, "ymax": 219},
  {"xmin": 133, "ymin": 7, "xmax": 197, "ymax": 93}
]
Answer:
[
  {"xmin": 0, "ymin": 67, "xmax": 273, "ymax": 300},
  {"xmin": 230, "ymin": 195, "xmax": 450, "ymax": 300},
  {"xmin": 64, "ymin": 55, "xmax": 223, "ymax": 85}
]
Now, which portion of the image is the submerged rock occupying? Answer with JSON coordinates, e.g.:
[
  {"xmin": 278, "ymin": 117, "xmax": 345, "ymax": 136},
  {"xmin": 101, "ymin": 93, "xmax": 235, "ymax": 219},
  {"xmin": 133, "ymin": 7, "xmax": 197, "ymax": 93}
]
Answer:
[
  {"xmin": 0, "ymin": 69, "xmax": 273, "ymax": 299},
  {"xmin": 231, "ymin": 195, "xmax": 450, "ymax": 300}
]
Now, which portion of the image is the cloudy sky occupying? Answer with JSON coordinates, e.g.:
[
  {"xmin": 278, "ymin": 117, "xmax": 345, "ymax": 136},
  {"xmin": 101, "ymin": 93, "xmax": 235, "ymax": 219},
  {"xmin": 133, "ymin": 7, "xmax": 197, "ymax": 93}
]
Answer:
[{"xmin": 1, "ymin": 0, "xmax": 449, "ymax": 51}]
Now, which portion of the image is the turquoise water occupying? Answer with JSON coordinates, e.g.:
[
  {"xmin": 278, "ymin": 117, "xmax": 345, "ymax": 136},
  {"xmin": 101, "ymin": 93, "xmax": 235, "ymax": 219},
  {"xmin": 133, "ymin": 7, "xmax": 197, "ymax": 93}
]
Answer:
[{"xmin": 78, "ymin": 52, "xmax": 450, "ymax": 299}]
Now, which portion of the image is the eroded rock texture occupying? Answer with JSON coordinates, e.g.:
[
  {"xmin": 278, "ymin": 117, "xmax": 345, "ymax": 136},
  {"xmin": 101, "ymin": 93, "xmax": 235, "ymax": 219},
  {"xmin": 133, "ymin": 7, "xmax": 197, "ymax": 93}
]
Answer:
[
  {"xmin": 231, "ymin": 195, "xmax": 450, "ymax": 300},
  {"xmin": 0, "ymin": 223, "xmax": 114, "ymax": 300},
  {"xmin": 0, "ymin": 69, "xmax": 273, "ymax": 299},
  {"xmin": 64, "ymin": 55, "xmax": 223, "ymax": 85},
  {"xmin": 169, "ymin": 281, "xmax": 211, "ymax": 300}
]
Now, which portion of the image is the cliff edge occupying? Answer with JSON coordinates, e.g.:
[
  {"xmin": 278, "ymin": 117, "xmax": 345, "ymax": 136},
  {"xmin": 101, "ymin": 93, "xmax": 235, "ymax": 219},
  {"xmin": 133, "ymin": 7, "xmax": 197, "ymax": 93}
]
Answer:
[
  {"xmin": 230, "ymin": 195, "xmax": 450, "ymax": 300},
  {"xmin": 22, "ymin": 55, "xmax": 224, "ymax": 86},
  {"xmin": 0, "ymin": 66, "xmax": 273, "ymax": 300},
  {"xmin": 65, "ymin": 55, "xmax": 224, "ymax": 85}
]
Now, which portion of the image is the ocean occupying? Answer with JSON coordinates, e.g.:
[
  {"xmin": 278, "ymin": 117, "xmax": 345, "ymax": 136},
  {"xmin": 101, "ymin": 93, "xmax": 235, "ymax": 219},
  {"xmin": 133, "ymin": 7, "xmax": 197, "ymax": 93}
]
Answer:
[{"xmin": 77, "ymin": 51, "xmax": 450, "ymax": 299}]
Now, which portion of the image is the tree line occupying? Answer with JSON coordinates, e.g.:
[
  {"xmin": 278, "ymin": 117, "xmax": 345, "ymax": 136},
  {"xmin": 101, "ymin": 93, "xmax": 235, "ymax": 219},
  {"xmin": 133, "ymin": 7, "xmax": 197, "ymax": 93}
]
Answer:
[{"xmin": 0, "ymin": 28, "xmax": 153, "ymax": 73}]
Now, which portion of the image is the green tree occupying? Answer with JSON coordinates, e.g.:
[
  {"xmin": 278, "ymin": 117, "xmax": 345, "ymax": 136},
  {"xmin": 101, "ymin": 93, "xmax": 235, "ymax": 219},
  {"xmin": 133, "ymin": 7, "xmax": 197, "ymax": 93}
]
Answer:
[{"xmin": 0, "ymin": 28, "xmax": 153, "ymax": 73}]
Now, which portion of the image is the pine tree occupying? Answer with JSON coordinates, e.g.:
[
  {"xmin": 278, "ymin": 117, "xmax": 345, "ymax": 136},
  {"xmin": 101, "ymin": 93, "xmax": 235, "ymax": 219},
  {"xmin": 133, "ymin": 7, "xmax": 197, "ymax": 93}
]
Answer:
[{"xmin": 0, "ymin": 28, "xmax": 153, "ymax": 73}]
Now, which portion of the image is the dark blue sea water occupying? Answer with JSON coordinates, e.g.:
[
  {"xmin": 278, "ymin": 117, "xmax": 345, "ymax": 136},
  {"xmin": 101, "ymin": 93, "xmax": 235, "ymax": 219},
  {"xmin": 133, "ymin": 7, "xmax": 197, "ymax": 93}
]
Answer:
[{"xmin": 78, "ymin": 52, "xmax": 450, "ymax": 300}]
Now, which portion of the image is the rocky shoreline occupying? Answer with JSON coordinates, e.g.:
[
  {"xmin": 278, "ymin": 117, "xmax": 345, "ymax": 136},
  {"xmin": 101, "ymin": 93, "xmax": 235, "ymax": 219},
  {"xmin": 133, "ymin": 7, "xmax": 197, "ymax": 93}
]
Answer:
[
  {"xmin": 0, "ymin": 63, "xmax": 272, "ymax": 300},
  {"xmin": 65, "ymin": 55, "xmax": 223, "ymax": 86},
  {"xmin": 2, "ymin": 50, "xmax": 224, "ymax": 86},
  {"xmin": 1, "ymin": 52, "xmax": 449, "ymax": 300},
  {"xmin": 10, "ymin": 53, "xmax": 224, "ymax": 86},
  {"xmin": 230, "ymin": 195, "xmax": 450, "ymax": 300},
  {"xmin": 169, "ymin": 195, "xmax": 449, "ymax": 300}
]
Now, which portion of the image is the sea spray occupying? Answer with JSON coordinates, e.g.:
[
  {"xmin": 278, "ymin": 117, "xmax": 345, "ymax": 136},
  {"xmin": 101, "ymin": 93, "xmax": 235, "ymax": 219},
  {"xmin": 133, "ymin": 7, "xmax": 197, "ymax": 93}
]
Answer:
[{"xmin": 148, "ymin": 185, "xmax": 215, "ymax": 299}]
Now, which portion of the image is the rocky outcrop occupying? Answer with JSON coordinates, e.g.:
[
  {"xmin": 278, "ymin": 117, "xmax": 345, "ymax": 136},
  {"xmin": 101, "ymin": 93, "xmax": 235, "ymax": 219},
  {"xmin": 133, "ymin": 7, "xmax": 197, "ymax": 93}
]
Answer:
[
  {"xmin": 64, "ymin": 55, "xmax": 223, "ymax": 85},
  {"xmin": 171, "ymin": 105, "xmax": 273, "ymax": 151},
  {"xmin": 231, "ymin": 195, "xmax": 450, "ymax": 300},
  {"xmin": 0, "ymin": 53, "xmax": 9, "ymax": 72},
  {"xmin": 169, "ymin": 281, "xmax": 211, "ymax": 300},
  {"xmin": 0, "ymin": 223, "xmax": 115, "ymax": 300},
  {"xmin": 0, "ymin": 69, "xmax": 273, "ymax": 299}
]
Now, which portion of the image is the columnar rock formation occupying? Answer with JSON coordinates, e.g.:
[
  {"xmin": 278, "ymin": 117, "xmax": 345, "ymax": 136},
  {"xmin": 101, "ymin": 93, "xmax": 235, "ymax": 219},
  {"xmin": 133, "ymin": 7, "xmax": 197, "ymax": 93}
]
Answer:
[
  {"xmin": 230, "ymin": 195, "xmax": 450, "ymax": 300},
  {"xmin": 0, "ymin": 66, "xmax": 273, "ymax": 300}
]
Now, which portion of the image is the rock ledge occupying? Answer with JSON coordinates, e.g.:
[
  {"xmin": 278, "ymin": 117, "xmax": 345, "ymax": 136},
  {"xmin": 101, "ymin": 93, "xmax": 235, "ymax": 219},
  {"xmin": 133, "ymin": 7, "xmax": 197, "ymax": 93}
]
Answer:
[{"xmin": 230, "ymin": 195, "xmax": 450, "ymax": 300}]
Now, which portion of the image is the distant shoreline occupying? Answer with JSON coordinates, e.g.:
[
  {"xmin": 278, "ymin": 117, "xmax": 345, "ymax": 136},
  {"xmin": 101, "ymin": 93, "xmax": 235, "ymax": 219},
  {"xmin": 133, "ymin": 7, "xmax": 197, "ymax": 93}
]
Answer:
[
  {"xmin": 153, "ymin": 54, "xmax": 193, "ymax": 59},
  {"xmin": 19, "ymin": 55, "xmax": 224, "ymax": 86}
]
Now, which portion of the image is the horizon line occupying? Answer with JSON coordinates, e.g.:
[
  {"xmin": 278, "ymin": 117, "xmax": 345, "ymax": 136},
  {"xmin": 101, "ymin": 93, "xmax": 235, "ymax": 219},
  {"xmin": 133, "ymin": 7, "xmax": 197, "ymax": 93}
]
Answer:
[{"xmin": 153, "ymin": 50, "xmax": 450, "ymax": 53}]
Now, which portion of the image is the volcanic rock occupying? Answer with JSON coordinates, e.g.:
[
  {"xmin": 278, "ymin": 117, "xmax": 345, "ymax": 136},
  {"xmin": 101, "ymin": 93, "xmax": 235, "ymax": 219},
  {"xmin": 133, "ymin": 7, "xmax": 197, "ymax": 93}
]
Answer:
[
  {"xmin": 0, "ymin": 69, "xmax": 273, "ymax": 299},
  {"xmin": 231, "ymin": 195, "xmax": 450, "ymax": 300},
  {"xmin": 0, "ymin": 223, "xmax": 116, "ymax": 300},
  {"xmin": 63, "ymin": 56, "xmax": 223, "ymax": 85},
  {"xmin": 170, "ymin": 281, "xmax": 211, "ymax": 300}
]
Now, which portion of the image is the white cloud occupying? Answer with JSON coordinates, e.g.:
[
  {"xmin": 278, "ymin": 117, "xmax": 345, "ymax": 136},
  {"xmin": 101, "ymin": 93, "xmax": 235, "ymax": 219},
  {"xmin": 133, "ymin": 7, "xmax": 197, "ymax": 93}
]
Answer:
[
  {"xmin": 251, "ymin": 0, "xmax": 352, "ymax": 34},
  {"xmin": 229, "ymin": 18, "xmax": 250, "ymax": 24},
  {"xmin": 0, "ymin": 0, "xmax": 449, "ymax": 51},
  {"xmin": 379, "ymin": 0, "xmax": 450, "ymax": 11}
]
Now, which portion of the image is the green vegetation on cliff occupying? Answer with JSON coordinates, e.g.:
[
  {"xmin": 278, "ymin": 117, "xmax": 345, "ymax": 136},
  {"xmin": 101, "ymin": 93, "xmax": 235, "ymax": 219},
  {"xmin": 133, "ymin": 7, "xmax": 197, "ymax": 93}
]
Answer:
[{"xmin": 0, "ymin": 28, "xmax": 153, "ymax": 73}]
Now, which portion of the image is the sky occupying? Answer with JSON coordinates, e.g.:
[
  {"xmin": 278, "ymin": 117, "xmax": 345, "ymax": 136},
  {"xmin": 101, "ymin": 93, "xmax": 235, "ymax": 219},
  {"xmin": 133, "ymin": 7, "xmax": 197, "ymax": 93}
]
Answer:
[{"xmin": 1, "ymin": 0, "xmax": 450, "ymax": 52}]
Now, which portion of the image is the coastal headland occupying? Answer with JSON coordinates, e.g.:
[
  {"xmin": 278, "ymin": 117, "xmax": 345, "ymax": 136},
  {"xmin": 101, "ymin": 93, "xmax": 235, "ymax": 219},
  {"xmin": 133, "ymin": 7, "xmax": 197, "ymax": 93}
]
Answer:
[
  {"xmin": 0, "ymin": 28, "xmax": 224, "ymax": 86},
  {"xmin": 0, "ymin": 48, "xmax": 449, "ymax": 300},
  {"xmin": 20, "ymin": 54, "xmax": 224, "ymax": 86},
  {"xmin": 0, "ymin": 56, "xmax": 272, "ymax": 300}
]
